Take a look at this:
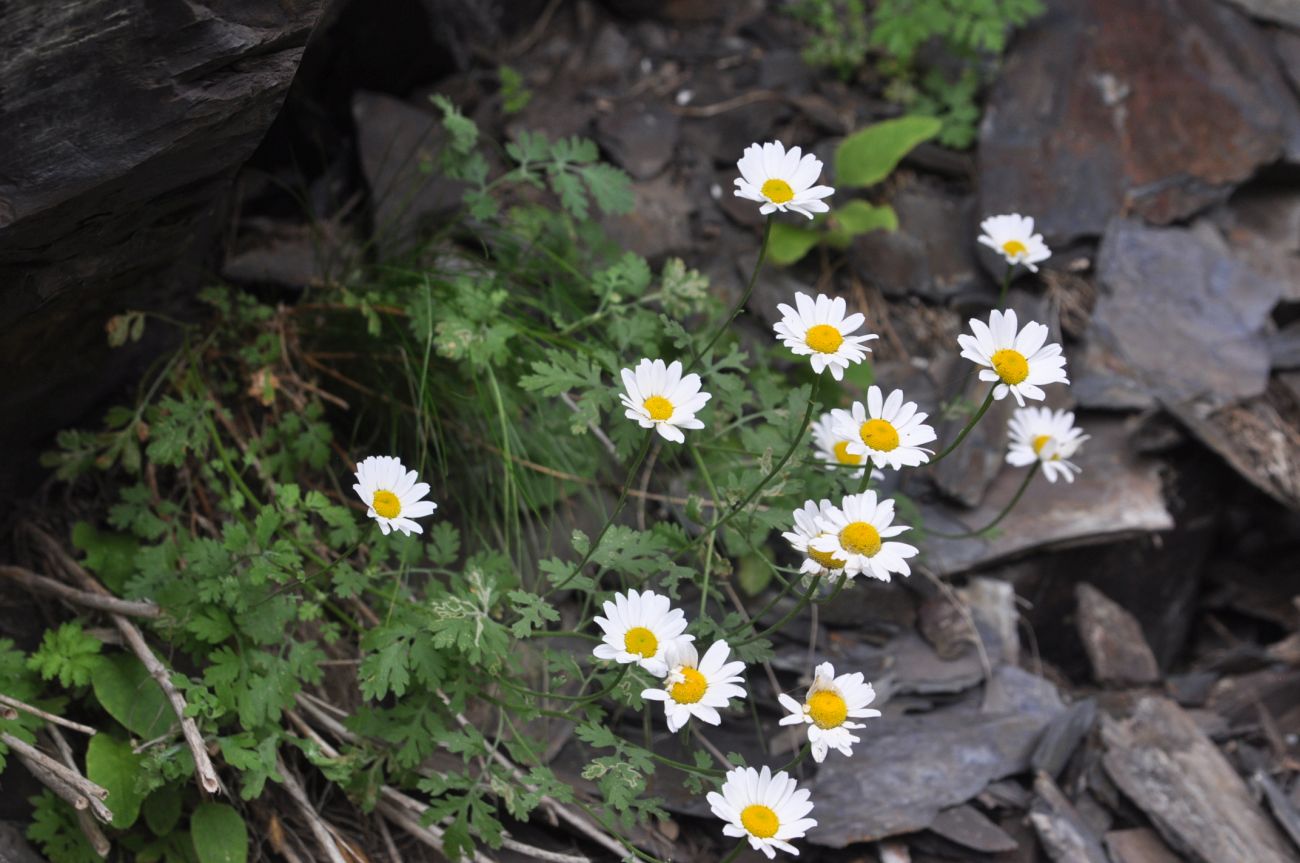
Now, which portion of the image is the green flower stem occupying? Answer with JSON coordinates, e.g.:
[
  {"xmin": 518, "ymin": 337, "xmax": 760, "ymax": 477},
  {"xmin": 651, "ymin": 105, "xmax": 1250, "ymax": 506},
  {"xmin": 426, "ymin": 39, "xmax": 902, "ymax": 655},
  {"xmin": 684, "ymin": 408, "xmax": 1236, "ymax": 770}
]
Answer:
[
  {"xmin": 998, "ymin": 263, "xmax": 1013, "ymax": 309},
  {"xmin": 924, "ymin": 468, "xmax": 1036, "ymax": 539},
  {"xmin": 689, "ymin": 215, "xmax": 773, "ymax": 372},
  {"xmin": 855, "ymin": 461, "xmax": 874, "ymax": 494},
  {"xmin": 689, "ymin": 443, "xmax": 724, "ymax": 619},
  {"xmin": 779, "ymin": 740, "xmax": 812, "ymax": 773},
  {"xmin": 497, "ymin": 664, "xmax": 627, "ymax": 704},
  {"xmin": 547, "ymin": 429, "xmax": 656, "ymax": 595},
  {"xmin": 525, "ymin": 630, "xmax": 601, "ymax": 642},
  {"xmin": 647, "ymin": 750, "xmax": 726, "ymax": 778},
  {"xmin": 690, "ymin": 376, "xmax": 824, "ymax": 551},
  {"xmin": 812, "ymin": 572, "xmax": 850, "ymax": 605},
  {"xmin": 734, "ymin": 575, "xmax": 824, "ymax": 647},
  {"xmin": 718, "ymin": 841, "xmax": 747, "ymax": 863},
  {"xmin": 928, "ymin": 388, "xmax": 996, "ymax": 466},
  {"xmin": 725, "ymin": 571, "xmax": 803, "ymax": 640}
]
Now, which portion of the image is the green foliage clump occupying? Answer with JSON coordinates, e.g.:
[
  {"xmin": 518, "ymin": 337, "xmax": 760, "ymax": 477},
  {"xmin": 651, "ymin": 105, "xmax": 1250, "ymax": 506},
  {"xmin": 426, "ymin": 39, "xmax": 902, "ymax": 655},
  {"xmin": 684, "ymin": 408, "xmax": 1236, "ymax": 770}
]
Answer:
[
  {"xmin": 788, "ymin": 0, "xmax": 1044, "ymax": 148},
  {"xmin": 4, "ymin": 86, "xmax": 1044, "ymax": 863}
]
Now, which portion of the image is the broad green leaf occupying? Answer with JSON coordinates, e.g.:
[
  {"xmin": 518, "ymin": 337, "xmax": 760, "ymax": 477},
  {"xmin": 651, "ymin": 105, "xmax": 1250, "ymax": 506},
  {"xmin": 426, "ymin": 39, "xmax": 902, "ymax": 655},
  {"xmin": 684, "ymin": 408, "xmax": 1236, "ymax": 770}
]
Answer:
[
  {"xmin": 86, "ymin": 734, "xmax": 145, "ymax": 828},
  {"xmin": 736, "ymin": 552, "xmax": 773, "ymax": 597},
  {"xmin": 834, "ymin": 116, "xmax": 942, "ymax": 188},
  {"xmin": 768, "ymin": 222, "xmax": 822, "ymax": 266},
  {"xmin": 191, "ymin": 803, "xmax": 248, "ymax": 863},
  {"xmin": 826, "ymin": 201, "xmax": 898, "ymax": 249},
  {"xmin": 71, "ymin": 521, "xmax": 139, "ymax": 594},
  {"xmin": 143, "ymin": 786, "xmax": 183, "ymax": 836},
  {"xmin": 92, "ymin": 652, "xmax": 173, "ymax": 738}
]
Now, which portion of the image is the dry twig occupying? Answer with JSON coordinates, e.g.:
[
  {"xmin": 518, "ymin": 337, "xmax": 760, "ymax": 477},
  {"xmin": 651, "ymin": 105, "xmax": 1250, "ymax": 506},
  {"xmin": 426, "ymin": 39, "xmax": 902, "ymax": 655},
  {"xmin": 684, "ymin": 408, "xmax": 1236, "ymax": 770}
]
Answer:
[
  {"xmin": 0, "ymin": 692, "xmax": 98, "ymax": 735},
  {"xmin": 29, "ymin": 526, "xmax": 223, "ymax": 795},
  {"xmin": 0, "ymin": 565, "xmax": 160, "ymax": 619}
]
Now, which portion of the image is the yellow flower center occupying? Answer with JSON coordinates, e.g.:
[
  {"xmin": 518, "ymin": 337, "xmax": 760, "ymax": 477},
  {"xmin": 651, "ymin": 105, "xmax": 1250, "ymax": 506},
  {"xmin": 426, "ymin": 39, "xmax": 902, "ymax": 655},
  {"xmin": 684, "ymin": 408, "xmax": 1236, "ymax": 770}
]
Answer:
[
  {"xmin": 372, "ymin": 490, "xmax": 401, "ymax": 519},
  {"xmin": 741, "ymin": 804, "xmax": 780, "ymax": 839},
  {"xmin": 832, "ymin": 441, "xmax": 862, "ymax": 465},
  {"xmin": 807, "ymin": 534, "xmax": 847, "ymax": 571},
  {"xmin": 807, "ymin": 689, "xmax": 848, "ymax": 729},
  {"xmin": 623, "ymin": 626, "xmax": 658, "ymax": 658},
  {"xmin": 805, "ymin": 324, "xmax": 844, "ymax": 354},
  {"xmin": 840, "ymin": 521, "xmax": 881, "ymax": 557},
  {"xmin": 991, "ymin": 349, "xmax": 1029, "ymax": 385},
  {"xmin": 669, "ymin": 667, "xmax": 708, "ymax": 704},
  {"xmin": 1032, "ymin": 434, "xmax": 1052, "ymax": 455},
  {"xmin": 643, "ymin": 395, "xmax": 674, "ymax": 421},
  {"xmin": 761, "ymin": 178, "xmax": 795, "ymax": 204},
  {"xmin": 1001, "ymin": 239, "xmax": 1028, "ymax": 257},
  {"xmin": 859, "ymin": 418, "xmax": 900, "ymax": 452}
]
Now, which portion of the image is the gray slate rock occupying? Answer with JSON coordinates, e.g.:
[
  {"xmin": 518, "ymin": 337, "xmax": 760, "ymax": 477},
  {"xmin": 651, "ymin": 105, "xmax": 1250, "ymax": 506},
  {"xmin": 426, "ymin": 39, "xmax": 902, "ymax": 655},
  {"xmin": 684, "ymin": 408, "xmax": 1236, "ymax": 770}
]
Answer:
[
  {"xmin": 595, "ymin": 100, "xmax": 679, "ymax": 181},
  {"xmin": 849, "ymin": 182, "xmax": 981, "ymax": 302},
  {"xmin": 1085, "ymin": 218, "xmax": 1283, "ymax": 411},
  {"xmin": 1219, "ymin": 0, "xmax": 1300, "ymax": 28},
  {"xmin": 922, "ymin": 417, "xmax": 1173, "ymax": 577},
  {"xmin": 1032, "ymin": 698, "xmax": 1098, "ymax": 779},
  {"xmin": 810, "ymin": 682, "xmax": 1063, "ymax": 846},
  {"xmin": 979, "ymin": 0, "xmax": 1300, "ymax": 243},
  {"xmin": 810, "ymin": 711, "xmax": 1059, "ymax": 846},
  {"xmin": 1076, "ymin": 582, "xmax": 1161, "ymax": 686},
  {"xmin": 352, "ymin": 91, "xmax": 467, "ymax": 260},
  {"xmin": 0, "ymin": 0, "xmax": 324, "ymax": 495},
  {"xmin": 1031, "ymin": 771, "xmax": 1111, "ymax": 863},
  {"xmin": 1101, "ymin": 696, "xmax": 1300, "ymax": 863}
]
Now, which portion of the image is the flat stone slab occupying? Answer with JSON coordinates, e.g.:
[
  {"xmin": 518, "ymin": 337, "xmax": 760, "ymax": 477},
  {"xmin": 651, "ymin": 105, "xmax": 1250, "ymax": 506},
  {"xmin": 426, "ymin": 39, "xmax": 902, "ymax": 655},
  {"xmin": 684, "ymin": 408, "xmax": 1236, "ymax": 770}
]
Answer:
[
  {"xmin": 809, "ymin": 690, "xmax": 1062, "ymax": 846},
  {"xmin": 921, "ymin": 417, "xmax": 1173, "ymax": 577},
  {"xmin": 1076, "ymin": 583, "xmax": 1160, "ymax": 686},
  {"xmin": 1101, "ymin": 696, "xmax": 1300, "ymax": 863},
  {"xmin": 979, "ymin": 0, "xmax": 1299, "ymax": 243},
  {"xmin": 1085, "ymin": 218, "xmax": 1282, "ymax": 411}
]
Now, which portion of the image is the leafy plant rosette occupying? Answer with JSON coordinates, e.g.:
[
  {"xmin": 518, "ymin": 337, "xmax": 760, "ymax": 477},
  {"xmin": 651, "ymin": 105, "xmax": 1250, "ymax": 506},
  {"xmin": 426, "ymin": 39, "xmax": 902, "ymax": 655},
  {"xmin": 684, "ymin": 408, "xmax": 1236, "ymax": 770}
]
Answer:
[
  {"xmin": 6, "ymin": 96, "xmax": 1073, "ymax": 863},
  {"xmin": 766, "ymin": 115, "xmax": 942, "ymax": 266}
]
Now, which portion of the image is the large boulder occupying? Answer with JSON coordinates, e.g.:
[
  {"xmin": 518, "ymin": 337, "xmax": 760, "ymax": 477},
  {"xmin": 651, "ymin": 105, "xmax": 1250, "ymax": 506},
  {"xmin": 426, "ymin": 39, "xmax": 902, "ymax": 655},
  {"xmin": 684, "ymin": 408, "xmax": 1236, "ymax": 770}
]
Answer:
[
  {"xmin": 0, "ymin": 0, "xmax": 325, "ymax": 496},
  {"xmin": 979, "ymin": 0, "xmax": 1300, "ymax": 243}
]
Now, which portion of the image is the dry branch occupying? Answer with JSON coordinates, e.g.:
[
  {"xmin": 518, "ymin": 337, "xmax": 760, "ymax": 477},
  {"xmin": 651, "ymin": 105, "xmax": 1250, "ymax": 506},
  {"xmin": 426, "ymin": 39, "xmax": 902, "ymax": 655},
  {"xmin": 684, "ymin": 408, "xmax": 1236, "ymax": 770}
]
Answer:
[
  {"xmin": 28, "ymin": 525, "xmax": 223, "ymax": 795},
  {"xmin": 0, "ymin": 692, "xmax": 98, "ymax": 735},
  {"xmin": 47, "ymin": 726, "xmax": 111, "ymax": 856},
  {"xmin": 3, "ymin": 733, "xmax": 113, "ymax": 824},
  {"xmin": 277, "ymin": 757, "xmax": 350, "ymax": 863},
  {"xmin": 0, "ymin": 565, "xmax": 160, "ymax": 619}
]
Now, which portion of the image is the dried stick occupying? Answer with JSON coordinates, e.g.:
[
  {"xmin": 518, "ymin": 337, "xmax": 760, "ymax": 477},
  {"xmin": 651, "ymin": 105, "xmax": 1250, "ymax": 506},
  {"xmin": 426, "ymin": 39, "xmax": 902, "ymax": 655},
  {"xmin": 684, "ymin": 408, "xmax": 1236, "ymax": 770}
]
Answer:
[
  {"xmin": 0, "ymin": 565, "xmax": 160, "ymax": 619},
  {"xmin": 435, "ymin": 691, "xmax": 620, "ymax": 860},
  {"xmin": 29, "ymin": 526, "xmax": 223, "ymax": 794},
  {"xmin": 0, "ymin": 692, "xmax": 98, "ymax": 735},
  {"xmin": 286, "ymin": 709, "xmax": 497, "ymax": 863},
  {"xmin": 47, "ymin": 727, "xmax": 111, "ymax": 856},
  {"xmin": 3, "ymin": 733, "xmax": 113, "ymax": 823},
  {"xmin": 276, "ymin": 757, "xmax": 349, "ymax": 863}
]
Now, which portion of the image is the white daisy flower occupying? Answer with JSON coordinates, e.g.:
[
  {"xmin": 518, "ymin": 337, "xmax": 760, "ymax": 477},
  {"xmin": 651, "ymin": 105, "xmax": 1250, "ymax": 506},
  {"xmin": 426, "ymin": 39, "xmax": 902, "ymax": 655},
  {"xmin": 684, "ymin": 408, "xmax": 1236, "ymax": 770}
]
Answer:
[
  {"xmin": 957, "ymin": 309, "xmax": 1069, "ymax": 407},
  {"xmin": 977, "ymin": 213, "xmax": 1051, "ymax": 272},
  {"xmin": 781, "ymin": 499, "xmax": 847, "ymax": 578},
  {"xmin": 352, "ymin": 455, "xmax": 437, "ymax": 536},
  {"xmin": 1007, "ymin": 407, "xmax": 1089, "ymax": 484},
  {"xmin": 811, "ymin": 412, "xmax": 883, "ymax": 482},
  {"xmin": 810, "ymin": 491, "xmax": 917, "ymax": 582},
  {"xmin": 619, "ymin": 358, "xmax": 711, "ymax": 444},
  {"xmin": 773, "ymin": 292, "xmax": 878, "ymax": 381},
  {"xmin": 777, "ymin": 662, "xmax": 881, "ymax": 763},
  {"xmin": 707, "ymin": 765, "xmax": 817, "ymax": 859},
  {"xmin": 734, "ymin": 141, "xmax": 834, "ymax": 219},
  {"xmin": 642, "ymin": 640, "xmax": 746, "ymax": 732},
  {"xmin": 830, "ymin": 386, "xmax": 936, "ymax": 471},
  {"xmin": 592, "ymin": 589, "xmax": 693, "ymax": 677}
]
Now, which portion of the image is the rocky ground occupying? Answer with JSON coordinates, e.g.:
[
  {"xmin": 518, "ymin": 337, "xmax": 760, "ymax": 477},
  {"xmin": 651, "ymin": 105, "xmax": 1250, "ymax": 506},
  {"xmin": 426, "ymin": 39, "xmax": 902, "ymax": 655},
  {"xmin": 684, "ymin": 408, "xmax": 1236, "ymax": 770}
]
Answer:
[
  {"xmin": 5, "ymin": 0, "xmax": 1300, "ymax": 860},
  {"xmin": 208, "ymin": 1, "xmax": 1300, "ymax": 859}
]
